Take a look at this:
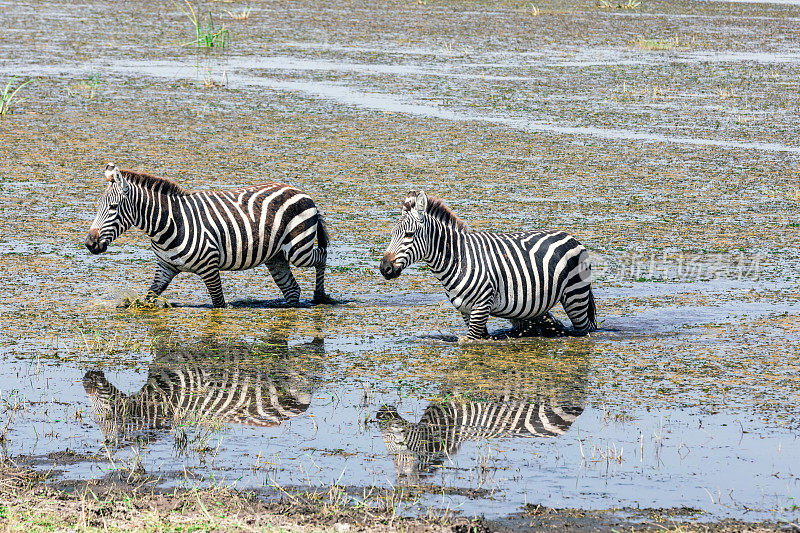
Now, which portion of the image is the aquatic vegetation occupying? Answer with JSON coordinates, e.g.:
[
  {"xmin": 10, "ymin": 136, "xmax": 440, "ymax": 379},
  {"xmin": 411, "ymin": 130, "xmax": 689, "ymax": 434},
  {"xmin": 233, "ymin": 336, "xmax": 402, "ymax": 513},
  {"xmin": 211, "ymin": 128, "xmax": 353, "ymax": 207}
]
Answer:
[
  {"xmin": 121, "ymin": 295, "xmax": 172, "ymax": 309},
  {"xmin": 174, "ymin": 0, "xmax": 230, "ymax": 48},
  {"xmin": 598, "ymin": 0, "xmax": 640, "ymax": 9},
  {"xmin": 715, "ymin": 86, "xmax": 738, "ymax": 100},
  {"xmin": 0, "ymin": 77, "xmax": 34, "ymax": 116},
  {"xmin": 67, "ymin": 73, "xmax": 100, "ymax": 100},
  {"xmin": 634, "ymin": 35, "xmax": 690, "ymax": 51},
  {"xmin": 224, "ymin": 7, "xmax": 251, "ymax": 21},
  {"xmin": 203, "ymin": 69, "xmax": 228, "ymax": 88}
]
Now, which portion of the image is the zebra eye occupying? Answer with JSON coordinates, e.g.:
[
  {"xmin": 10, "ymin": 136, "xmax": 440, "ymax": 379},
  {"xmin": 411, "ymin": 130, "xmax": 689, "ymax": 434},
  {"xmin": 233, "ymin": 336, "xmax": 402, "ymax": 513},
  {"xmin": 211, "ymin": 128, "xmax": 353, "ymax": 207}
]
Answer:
[
  {"xmin": 404, "ymin": 231, "xmax": 415, "ymax": 238},
  {"xmin": 109, "ymin": 202, "xmax": 119, "ymax": 210}
]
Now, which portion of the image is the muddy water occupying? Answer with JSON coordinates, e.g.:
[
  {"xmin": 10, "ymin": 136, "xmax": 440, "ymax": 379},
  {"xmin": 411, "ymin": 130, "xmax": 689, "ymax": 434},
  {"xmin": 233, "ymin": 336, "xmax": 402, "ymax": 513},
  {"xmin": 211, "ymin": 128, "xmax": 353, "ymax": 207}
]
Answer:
[{"xmin": 1, "ymin": 0, "xmax": 799, "ymax": 524}]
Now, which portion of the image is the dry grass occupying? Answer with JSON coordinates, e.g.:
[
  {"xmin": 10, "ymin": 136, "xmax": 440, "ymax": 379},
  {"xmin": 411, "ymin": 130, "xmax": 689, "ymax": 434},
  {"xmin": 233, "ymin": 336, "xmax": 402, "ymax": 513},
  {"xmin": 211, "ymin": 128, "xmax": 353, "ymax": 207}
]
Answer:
[
  {"xmin": 225, "ymin": 7, "xmax": 252, "ymax": 21},
  {"xmin": 0, "ymin": 464, "xmax": 482, "ymax": 532}
]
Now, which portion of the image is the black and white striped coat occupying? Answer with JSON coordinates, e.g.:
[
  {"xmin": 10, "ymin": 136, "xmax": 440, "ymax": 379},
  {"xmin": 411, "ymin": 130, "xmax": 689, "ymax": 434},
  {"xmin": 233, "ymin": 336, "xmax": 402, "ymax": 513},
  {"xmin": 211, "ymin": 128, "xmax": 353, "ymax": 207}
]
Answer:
[
  {"xmin": 380, "ymin": 191, "xmax": 597, "ymax": 339},
  {"xmin": 377, "ymin": 397, "xmax": 582, "ymax": 478},
  {"xmin": 83, "ymin": 337, "xmax": 320, "ymax": 445},
  {"xmin": 85, "ymin": 163, "xmax": 332, "ymax": 307}
]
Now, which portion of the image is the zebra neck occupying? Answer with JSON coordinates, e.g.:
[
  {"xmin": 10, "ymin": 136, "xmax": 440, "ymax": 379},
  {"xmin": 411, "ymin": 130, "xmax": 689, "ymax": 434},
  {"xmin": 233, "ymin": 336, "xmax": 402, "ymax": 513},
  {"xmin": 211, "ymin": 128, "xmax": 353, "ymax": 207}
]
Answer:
[
  {"xmin": 130, "ymin": 185, "xmax": 181, "ymax": 238},
  {"xmin": 424, "ymin": 221, "xmax": 467, "ymax": 279}
]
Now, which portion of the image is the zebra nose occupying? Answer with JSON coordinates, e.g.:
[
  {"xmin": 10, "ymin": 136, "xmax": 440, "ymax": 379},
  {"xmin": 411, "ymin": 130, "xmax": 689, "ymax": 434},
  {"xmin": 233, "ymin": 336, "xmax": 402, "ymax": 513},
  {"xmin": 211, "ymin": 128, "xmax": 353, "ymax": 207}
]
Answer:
[
  {"xmin": 85, "ymin": 229, "xmax": 107, "ymax": 254},
  {"xmin": 380, "ymin": 256, "xmax": 400, "ymax": 279}
]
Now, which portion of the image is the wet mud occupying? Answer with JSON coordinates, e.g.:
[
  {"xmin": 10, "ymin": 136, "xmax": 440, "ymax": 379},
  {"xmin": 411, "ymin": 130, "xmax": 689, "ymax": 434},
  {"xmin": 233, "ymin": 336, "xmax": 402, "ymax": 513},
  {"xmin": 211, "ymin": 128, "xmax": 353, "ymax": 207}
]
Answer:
[{"xmin": 1, "ymin": 0, "xmax": 799, "ymax": 528}]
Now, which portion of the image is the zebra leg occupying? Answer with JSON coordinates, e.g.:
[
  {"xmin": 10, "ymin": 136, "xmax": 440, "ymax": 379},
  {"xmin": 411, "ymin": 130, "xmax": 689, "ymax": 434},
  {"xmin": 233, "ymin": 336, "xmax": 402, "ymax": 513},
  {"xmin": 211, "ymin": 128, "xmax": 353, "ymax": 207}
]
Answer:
[
  {"xmin": 145, "ymin": 262, "xmax": 178, "ymax": 301},
  {"xmin": 465, "ymin": 292, "xmax": 494, "ymax": 340},
  {"xmin": 311, "ymin": 262, "xmax": 336, "ymax": 305},
  {"xmin": 508, "ymin": 312, "xmax": 568, "ymax": 338},
  {"xmin": 285, "ymin": 240, "xmax": 334, "ymax": 305},
  {"xmin": 266, "ymin": 256, "xmax": 302, "ymax": 305},
  {"xmin": 461, "ymin": 311, "xmax": 488, "ymax": 340},
  {"xmin": 197, "ymin": 268, "xmax": 226, "ymax": 308},
  {"xmin": 561, "ymin": 284, "xmax": 597, "ymax": 335}
]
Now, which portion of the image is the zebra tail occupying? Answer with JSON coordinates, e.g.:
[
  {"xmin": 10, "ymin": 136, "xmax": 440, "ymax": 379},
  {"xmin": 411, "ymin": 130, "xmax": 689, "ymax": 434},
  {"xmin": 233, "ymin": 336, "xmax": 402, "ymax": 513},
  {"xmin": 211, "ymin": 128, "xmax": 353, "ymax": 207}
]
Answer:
[
  {"xmin": 587, "ymin": 288, "xmax": 597, "ymax": 331},
  {"xmin": 316, "ymin": 212, "xmax": 329, "ymax": 250}
]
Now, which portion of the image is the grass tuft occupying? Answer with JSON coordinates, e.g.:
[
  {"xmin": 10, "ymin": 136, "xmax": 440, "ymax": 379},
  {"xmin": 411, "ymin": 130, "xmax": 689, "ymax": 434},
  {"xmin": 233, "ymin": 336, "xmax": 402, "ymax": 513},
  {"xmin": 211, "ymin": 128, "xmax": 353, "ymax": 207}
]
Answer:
[
  {"xmin": 174, "ymin": 0, "xmax": 230, "ymax": 48},
  {"xmin": 225, "ymin": 7, "xmax": 252, "ymax": 21},
  {"xmin": 0, "ymin": 77, "xmax": 34, "ymax": 116},
  {"xmin": 122, "ymin": 295, "xmax": 172, "ymax": 309},
  {"xmin": 68, "ymin": 73, "xmax": 100, "ymax": 100}
]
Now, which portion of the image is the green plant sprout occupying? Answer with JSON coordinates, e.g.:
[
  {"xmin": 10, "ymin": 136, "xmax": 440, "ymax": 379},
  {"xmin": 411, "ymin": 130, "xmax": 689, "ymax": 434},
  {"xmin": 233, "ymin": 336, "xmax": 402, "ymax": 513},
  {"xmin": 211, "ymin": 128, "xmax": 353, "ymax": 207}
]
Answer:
[
  {"xmin": 174, "ymin": 0, "xmax": 230, "ymax": 48},
  {"xmin": 1, "ymin": 77, "xmax": 34, "ymax": 116}
]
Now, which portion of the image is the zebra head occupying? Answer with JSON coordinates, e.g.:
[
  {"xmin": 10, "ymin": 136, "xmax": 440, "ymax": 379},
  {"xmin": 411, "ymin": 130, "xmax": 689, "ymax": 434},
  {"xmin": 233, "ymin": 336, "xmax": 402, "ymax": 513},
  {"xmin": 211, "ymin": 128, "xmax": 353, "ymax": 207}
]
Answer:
[
  {"xmin": 380, "ymin": 190, "xmax": 429, "ymax": 280},
  {"xmin": 376, "ymin": 405, "xmax": 424, "ymax": 477},
  {"xmin": 82, "ymin": 370, "xmax": 128, "ymax": 444},
  {"xmin": 85, "ymin": 163, "xmax": 133, "ymax": 255}
]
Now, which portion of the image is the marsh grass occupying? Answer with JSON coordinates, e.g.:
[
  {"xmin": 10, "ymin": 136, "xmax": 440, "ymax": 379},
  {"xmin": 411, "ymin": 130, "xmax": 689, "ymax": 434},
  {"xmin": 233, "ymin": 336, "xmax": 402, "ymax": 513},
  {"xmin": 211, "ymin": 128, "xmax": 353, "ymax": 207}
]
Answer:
[
  {"xmin": 204, "ymin": 69, "xmax": 228, "ymax": 88},
  {"xmin": 175, "ymin": 0, "xmax": 230, "ymax": 48},
  {"xmin": 0, "ymin": 77, "xmax": 34, "ymax": 116},
  {"xmin": 68, "ymin": 74, "xmax": 100, "ymax": 100},
  {"xmin": 634, "ymin": 35, "xmax": 692, "ymax": 51},
  {"xmin": 224, "ymin": 7, "xmax": 252, "ymax": 21}
]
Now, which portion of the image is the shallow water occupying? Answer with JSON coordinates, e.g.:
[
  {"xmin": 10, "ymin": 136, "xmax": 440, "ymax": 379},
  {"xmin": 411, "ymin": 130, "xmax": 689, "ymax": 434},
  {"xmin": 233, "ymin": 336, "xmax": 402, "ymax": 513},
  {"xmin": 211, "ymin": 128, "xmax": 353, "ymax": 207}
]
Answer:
[{"xmin": 1, "ymin": 0, "xmax": 799, "ymax": 525}]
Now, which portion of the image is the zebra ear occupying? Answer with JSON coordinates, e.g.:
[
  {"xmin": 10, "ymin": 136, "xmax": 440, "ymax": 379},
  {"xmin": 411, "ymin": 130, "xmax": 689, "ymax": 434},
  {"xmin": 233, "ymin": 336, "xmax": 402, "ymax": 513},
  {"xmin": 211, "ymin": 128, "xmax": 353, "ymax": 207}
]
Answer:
[
  {"xmin": 105, "ymin": 163, "xmax": 130, "ymax": 196},
  {"xmin": 413, "ymin": 191, "xmax": 428, "ymax": 220}
]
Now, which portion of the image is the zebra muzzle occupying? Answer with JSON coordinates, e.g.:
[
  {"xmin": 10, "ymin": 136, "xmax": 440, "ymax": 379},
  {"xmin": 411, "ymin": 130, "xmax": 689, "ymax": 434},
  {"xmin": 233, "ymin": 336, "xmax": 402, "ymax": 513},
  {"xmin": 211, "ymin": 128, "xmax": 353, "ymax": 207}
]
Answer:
[
  {"xmin": 85, "ymin": 230, "xmax": 108, "ymax": 255},
  {"xmin": 380, "ymin": 255, "xmax": 401, "ymax": 280}
]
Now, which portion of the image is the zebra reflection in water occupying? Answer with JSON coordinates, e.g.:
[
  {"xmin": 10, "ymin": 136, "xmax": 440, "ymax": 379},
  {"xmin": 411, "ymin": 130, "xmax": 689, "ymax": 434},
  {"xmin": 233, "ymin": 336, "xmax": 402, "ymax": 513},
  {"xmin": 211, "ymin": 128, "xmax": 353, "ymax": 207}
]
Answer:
[
  {"xmin": 83, "ymin": 335, "xmax": 322, "ymax": 445},
  {"xmin": 377, "ymin": 350, "xmax": 587, "ymax": 481}
]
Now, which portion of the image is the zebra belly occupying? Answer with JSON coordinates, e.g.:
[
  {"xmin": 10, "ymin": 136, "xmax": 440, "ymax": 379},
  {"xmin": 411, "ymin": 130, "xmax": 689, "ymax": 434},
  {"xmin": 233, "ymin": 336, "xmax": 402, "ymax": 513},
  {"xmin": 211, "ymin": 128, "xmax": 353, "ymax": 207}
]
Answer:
[{"xmin": 153, "ymin": 244, "xmax": 279, "ymax": 273}]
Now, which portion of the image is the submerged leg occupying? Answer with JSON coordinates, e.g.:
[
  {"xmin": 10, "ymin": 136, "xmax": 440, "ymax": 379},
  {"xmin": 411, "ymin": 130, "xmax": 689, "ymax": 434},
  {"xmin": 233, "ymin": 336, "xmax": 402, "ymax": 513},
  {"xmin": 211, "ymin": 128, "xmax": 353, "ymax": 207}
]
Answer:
[
  {"xmin": 266, "ymin": 255, "xmax": 301, "ymax": 305},
  {"xmin": 501, "ymin": 312, "xmax": 568, "ymax": 339},
  {"xmin": 561, "ymin": 284, "xmax": 597, "ymax": 335},
  {"xmin": 311, "ymin": 262, "xmax": 336, "ymax": 304},
  {"xmin": 145, "ymin": 262, "xmax": 178, "ymax": 301},
  {"xmin": 285, "ymin": 238, "xmax": 333, "ymax": 305},
  {"xmin": 465, "ymin": 291, "xmax": 494, "ymax": 340}
]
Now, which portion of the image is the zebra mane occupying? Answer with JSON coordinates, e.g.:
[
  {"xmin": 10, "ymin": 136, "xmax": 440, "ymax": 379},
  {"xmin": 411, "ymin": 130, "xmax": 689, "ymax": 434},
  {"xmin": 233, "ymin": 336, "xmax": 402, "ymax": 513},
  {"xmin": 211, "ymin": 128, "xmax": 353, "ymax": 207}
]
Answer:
[
  {"xmin": 403, "ymin": 192, "xmax": 470, "ymax": 232},
  {"xmin": 120, "ymin": 169, "xmax": 187, "ymax": 196}
]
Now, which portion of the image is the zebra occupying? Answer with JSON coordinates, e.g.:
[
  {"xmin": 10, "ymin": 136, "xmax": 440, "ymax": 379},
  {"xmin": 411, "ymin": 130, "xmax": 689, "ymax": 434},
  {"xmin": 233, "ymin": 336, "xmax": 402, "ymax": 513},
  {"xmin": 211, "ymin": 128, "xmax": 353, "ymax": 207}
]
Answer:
[
  {"xmin": 85, "ymin": 163, "xmax": 334, "ymax": 308},
  {"xmin": 380, "ymin": 191, "xmax": 597, "ymax": 339},
  {"xmin": 377, "ymin": 395, "xmax": 583, "ymax": 479},
  {"xmin": 83, "ymin": 336, "xmax": 322, "ymax": 445}
]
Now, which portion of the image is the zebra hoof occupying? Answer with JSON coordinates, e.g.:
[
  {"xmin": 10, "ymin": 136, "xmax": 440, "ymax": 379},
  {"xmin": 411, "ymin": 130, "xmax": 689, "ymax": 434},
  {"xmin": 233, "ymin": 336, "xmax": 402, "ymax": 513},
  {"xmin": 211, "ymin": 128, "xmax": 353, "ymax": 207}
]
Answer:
[{"xmin": 312, "ymin": 293, "xmax": 338, "ymax": 305}]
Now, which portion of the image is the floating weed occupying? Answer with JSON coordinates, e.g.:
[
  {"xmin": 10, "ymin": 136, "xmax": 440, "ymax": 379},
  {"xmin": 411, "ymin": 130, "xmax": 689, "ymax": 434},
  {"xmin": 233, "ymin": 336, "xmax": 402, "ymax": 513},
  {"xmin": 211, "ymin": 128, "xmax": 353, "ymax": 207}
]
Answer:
[
  {"xmin": 598, "ymin": 0, "xmax": 639, "ymax": 9},
  {"xmin": 224, "ymin": 7, "xmax": 251, "ymax": 21},
  {"xmin": 0, "ymin": 77, "xmax": 34, "ymax": 116},
  {"xmin": 121, "ymin": 295, "xmax": 172, "ymax": 309},
  {"xmin": 174, "ymin": 0, "xmax": 230, "ymax": 49},
  {"xmin": 634, "ymin": 35, "xmax": 692, "ymax": 51},
  {"xmin": 68, "ymin": 74, "xmax": 100, "ymax": 100}
]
